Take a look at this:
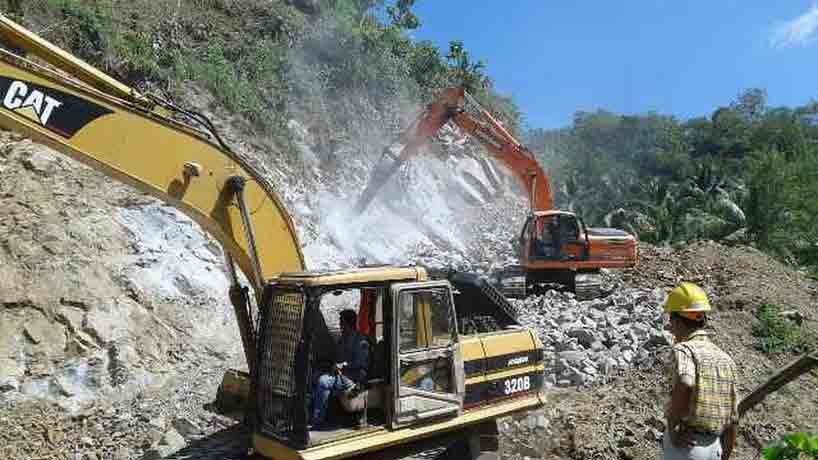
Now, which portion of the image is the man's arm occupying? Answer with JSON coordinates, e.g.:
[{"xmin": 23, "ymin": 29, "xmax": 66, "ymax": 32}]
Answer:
[
  {"xmin": 667, "ymin": 345, "xmax": 696, "ymax": 448},
  {"xmin": 667, "ymin": 379, "xmax": 695, "ymax": 447},
  {"xmin": 357, "ymin": 336, "xmax": 370, "ymax": 382},
  {"xmin": 720, "ymin": 378, "xmax": 740, "ymax": 460},
  {"xmin": 720, "ymin": 422, "xmax": 737, "ymax": 460}
]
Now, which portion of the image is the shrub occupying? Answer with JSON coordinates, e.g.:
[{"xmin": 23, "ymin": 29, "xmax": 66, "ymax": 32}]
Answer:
[
  {"xmin": 763, "ymin": 432, "xmax": 818, "ymax": 460},
  {"xmin": 45, "ymin": 0, "xmax": 114, "ymax": 63},
  {"xmin": 176, "ymin": 39, "xmax": 288, "ymax": 133},
  {"xmin": 752, "ymin": 303, "xmax": 813, "ymax": 354}
]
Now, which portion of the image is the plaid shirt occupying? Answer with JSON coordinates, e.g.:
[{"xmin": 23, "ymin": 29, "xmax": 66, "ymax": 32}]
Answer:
[{"xmin": 671, "ymin": 330, "xmax": 738, "ymax": 433}]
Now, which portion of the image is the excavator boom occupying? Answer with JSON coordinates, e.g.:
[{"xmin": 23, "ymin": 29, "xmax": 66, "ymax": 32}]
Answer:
[
  {"xmin": 354, "ymin": 87, "xmax": 553, "ymax": 214},
  {"xmin": 0, "ymin": 13, "xmax": 306, "ymax": 373},
  {"xmin": 450, "ymin": 97, "xmax": 553, "ymax": 211}
]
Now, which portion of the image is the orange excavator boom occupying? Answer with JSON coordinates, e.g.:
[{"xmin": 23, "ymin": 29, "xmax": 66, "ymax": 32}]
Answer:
[
  {"xmin": 449, "ymin": 91, "xmax": 553, "ymax": 211},
  {"xmin": 354, "ymin": 87, "xmax": 553, "ymax": 214}
]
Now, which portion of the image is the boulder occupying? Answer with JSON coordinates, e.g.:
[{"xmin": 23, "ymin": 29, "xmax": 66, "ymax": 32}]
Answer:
[{"xmin": 567, "ymin": 328, "xmax": 597, "ymax": 347}]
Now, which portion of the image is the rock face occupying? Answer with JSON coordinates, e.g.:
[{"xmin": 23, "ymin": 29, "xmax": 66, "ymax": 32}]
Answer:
[
  {"xmin": 295, "ymin": 120, "xmax": 528, "ymax": 273},
  {"xmin": 0, "ymin": 132, "xmax": 243, "ymax": 410},
  {"xmin": 512, "ymin": 287, "xmax": 672, "ymax": 387}
]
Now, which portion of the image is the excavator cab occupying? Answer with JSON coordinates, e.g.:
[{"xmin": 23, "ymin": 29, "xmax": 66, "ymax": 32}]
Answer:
[
  {"xmin": 521, "ymin": 211, "xmax": 589, "ymax": 263},
  {"xmin": 252, "ymin": 267, "xmax": 467, "ymax": 453},
  {"xmin": 241, "ymin": 266, "xmax": 545, "ymax": 459}
]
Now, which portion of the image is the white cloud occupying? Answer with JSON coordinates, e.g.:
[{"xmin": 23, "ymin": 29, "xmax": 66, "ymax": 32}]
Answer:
[{"xmin": 770, "ymin": 4, "xmax": 818, "ymax": 48}]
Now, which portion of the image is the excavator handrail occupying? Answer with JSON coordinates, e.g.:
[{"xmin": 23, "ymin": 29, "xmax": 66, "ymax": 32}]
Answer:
[
  {"xmin": 353, "ymin": 86, "xmax": 553, "ymax": 215},
  {"xmin": 0, "ymin": 23, "xmax": 306, "ymax": 294}
]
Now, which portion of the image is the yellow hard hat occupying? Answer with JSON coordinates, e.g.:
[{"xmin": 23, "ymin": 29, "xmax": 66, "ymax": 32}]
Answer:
[{"xmin": 663, "ymin": 282, "xmax": 711, "ymax": 321}]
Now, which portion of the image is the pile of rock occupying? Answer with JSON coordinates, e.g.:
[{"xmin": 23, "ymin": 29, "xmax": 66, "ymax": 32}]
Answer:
[{"xmin": 511, "ymin": 288, "xmax": 673, "ymax": 387}]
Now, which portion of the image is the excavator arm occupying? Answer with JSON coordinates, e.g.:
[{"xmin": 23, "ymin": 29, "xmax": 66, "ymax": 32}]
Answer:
[
  {"xmin": 354, "ymin": 86, "xmax": 553, "ymax": 214},
  {"xmin": 0, "ymin": 14, "xmax": 305, "ymax": 373},
  {"xmin": 0, "ymin": 14, "xmax": 304, "ymax": 286}
]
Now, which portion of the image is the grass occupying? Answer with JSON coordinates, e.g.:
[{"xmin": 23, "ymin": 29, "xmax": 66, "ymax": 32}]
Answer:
[{"xmin": 752, "ymin": 303, "xmax": 813, "ymax": 354}]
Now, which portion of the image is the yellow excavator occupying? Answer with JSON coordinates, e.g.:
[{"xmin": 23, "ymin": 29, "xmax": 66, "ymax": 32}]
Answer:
[{"xmin": 0, "ymin": 13, "xmax": 546, "ymax": 459}]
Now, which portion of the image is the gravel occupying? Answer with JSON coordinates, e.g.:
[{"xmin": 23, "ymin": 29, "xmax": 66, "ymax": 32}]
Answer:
[{"xmin": 512, "ymin": 287, "xmax": 672, "ymax": 387}]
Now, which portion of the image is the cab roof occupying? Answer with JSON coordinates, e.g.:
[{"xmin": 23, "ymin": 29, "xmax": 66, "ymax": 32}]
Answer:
[{"xmin": 274, "ymin": 266, "xmax": 428, "ymax": 287}]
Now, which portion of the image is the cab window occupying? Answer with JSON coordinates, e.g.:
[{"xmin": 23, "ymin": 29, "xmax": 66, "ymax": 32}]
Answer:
[
  {"xmin": 559, "ymin": 215, "xmax": 580, "ymax": 240},
  {"xmin": 397, "ymin": 288, "xmax": 454, "ymax": 351}
]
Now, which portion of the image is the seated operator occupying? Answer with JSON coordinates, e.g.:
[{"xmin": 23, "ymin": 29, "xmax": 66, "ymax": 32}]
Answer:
[
  {"xmin": 535, "ymin": 220, "xmax": 559, "ymax": 258},
  {"xmin": 549, "ymin": 220, "xmax": 562, "ymax": 258},
  {"xmin": 310, "ymin": 309, "xmax": 370, "ymax": 429}
]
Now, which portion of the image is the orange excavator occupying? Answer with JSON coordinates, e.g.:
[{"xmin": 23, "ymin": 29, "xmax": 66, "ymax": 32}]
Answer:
[{"xmin": 354, "ymin": 87, "xmax": 638, "ymax": 298}]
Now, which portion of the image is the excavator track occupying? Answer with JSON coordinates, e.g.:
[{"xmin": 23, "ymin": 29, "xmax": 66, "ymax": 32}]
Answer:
[
  {"xmin": 162, "ymin": 421, "xmax": 500, "ymax": 460},
  {"xmin": 360, "ymin": 421, "xmax": 500, "ymax": 460},
  {"xmin": 573, "ymin": 271, "xmax": 604, "ymax": 300},
  {"xmin": 491, "ymin": 266, "xmax": 606, "ymax": 300},
  {"xmin": 491, "ymin": 265, "xmax": 527, "ymax": 299}
]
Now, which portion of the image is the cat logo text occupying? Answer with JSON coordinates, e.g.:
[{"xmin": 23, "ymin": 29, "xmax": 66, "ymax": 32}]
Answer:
[{"xmin": 3, "ymin": 80, "xmax": 62, "ymax": 126}]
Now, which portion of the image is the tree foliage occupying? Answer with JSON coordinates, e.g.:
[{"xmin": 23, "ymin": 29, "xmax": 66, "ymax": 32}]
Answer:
[{"xmin": 529, "ymin": 88, "xmax": 818, "ymax": 273}]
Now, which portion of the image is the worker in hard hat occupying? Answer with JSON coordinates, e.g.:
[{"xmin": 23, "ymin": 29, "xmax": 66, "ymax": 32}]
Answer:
[{"xmin": 662, "ymin": 282, "xmax": 739, "ymax": 460}]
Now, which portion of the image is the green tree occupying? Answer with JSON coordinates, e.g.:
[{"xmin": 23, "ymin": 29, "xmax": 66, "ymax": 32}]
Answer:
[
  {"xmin": 446, "ymin": 40, "xmax": 490, "ymax": 93},
  {"xmin": 386, "ymin": 0, "xmax": 420, "ymax": 29},
  {"xmin": 731, "ymin": 88, "xmax": 767, "ymax": 123}
]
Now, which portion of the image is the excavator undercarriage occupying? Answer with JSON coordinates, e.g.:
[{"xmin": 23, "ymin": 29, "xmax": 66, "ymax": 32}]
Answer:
[{"xmin": 491, "ymin": 266, "xmax": 605, "ymax": 300}]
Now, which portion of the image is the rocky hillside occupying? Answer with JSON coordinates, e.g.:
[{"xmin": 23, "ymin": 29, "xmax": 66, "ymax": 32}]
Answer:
[
  {"xmin": 0, "ymin": 130, "xmax": 244, "ymax": 407},
  {"xmin": 501, "ymin": 241, "xmax": 818, "ymax": 460}
]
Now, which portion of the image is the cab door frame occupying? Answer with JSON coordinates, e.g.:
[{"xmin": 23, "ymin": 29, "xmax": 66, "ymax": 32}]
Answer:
[{"xmin": 388, "ymin": 280, "xmax": 464, "ymax": 429}]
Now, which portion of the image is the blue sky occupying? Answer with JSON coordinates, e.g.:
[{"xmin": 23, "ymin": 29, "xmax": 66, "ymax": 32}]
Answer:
[{"xmin": 410, "ymin": 1, "xmax": 818, "ymax": 129}]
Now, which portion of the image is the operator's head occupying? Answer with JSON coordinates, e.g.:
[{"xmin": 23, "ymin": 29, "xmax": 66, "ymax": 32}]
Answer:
[
  {"xmin": 339, "ymin": 309, "xmax": 357, "ymax": 335},
  {"xmin": 663, "ymin": 282, "xmax": 711, "ymax": 340}
]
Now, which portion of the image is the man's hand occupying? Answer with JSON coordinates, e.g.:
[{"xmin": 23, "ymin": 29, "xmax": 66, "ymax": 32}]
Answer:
[{"xmin": 334, "ymin": 362, "xmax": 348, "ymax": 374}]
